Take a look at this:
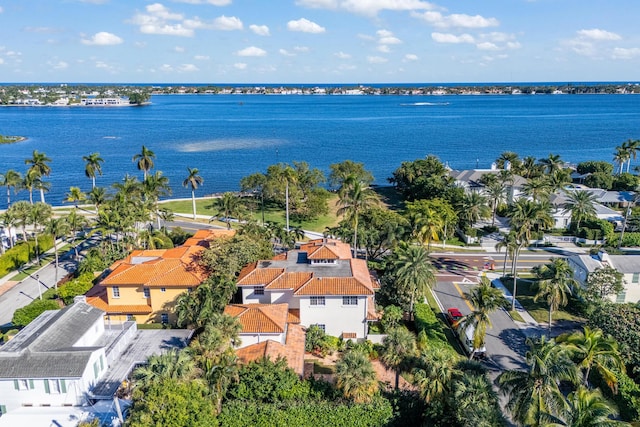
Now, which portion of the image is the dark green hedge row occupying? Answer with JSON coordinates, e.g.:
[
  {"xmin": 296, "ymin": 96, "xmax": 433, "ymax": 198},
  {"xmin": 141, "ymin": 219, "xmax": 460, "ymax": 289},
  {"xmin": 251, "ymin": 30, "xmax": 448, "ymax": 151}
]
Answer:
[
  {"xmin": 0, "ymin": 234, "xmax": 54, "ymax": 277},
  {"xmin": 12, "ymin": 299, "xmax": 60, "ymax": 327},
  {"xmin": 218, "ymin": 397, "xmax": 393, "ymax": 427},
  {"xmin": 413, "ymin": 302, "xmax": 448, "ymax": 348}
]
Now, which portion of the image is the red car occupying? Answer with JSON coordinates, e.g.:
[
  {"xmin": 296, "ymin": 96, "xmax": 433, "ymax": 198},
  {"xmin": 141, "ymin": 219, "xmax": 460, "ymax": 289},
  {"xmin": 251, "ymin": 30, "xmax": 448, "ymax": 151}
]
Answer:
[{"xmin": 446, "ymin": 308, "xmax": 464, "ymax": 326}]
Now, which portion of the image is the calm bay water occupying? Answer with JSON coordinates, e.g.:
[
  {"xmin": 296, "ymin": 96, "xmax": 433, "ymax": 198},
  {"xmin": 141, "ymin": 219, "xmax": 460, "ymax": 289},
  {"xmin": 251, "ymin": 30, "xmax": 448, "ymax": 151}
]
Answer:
[{"xmin": 1, "ymin": 93, "xmax": 639, "ymax": 209}]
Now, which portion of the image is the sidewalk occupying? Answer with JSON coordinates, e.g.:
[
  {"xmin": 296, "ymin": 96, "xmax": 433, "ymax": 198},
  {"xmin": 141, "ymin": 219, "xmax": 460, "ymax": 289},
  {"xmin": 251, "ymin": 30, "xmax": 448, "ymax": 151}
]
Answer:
[{"xmin": 486, "ymin": 273, "xmax": 541, "ymax": 338}]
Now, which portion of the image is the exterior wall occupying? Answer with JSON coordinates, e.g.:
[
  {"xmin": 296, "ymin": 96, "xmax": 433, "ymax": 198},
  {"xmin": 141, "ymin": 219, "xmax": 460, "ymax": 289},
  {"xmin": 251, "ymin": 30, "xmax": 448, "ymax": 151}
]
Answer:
[
  {"xmin": 618, "ymin": 273, "xmax": 640, "ymax": 304},
  {"xmin": 567, "ymin": 258, "xmax": 589, "ymax": 285},
  {"xmin": 297, "ymin": 295, "xmax": 368, "ymax": 338},
  {"xmin": 0, "ymin": 350, "xmax": 107, "ymax": 412},
  {"xmin": 268, "ymin": 290, "xmax": 294, "ymax": 305},
  {"xmin": 106, "ymin": 285, "xmax": 138, "ymax": 305},
  {"xmin": 148, "ymin": 287, "xmax": 189, "ymax": 323},
  {"xmin": 237, "ymin": 332, "xmax": 284, "ymax": 348},
  {"xmin": 241, "ymin": 286, "xmax": 270, "ymax": 304},
  {"xmin": 73, "ymin": 317, "xmax": 105, "ymax": 347}
]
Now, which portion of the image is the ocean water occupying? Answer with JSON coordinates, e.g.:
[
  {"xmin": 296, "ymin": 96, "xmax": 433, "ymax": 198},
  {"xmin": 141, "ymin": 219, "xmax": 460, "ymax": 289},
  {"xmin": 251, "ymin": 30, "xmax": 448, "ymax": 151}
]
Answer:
[{"xmin": 1, "ymin": 93, "xmax": 639, "ymax": 208}]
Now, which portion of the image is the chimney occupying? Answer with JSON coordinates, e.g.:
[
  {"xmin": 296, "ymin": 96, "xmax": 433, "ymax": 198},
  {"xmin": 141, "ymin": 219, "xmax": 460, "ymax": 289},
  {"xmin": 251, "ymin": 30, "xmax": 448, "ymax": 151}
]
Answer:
[{"xmin": 74, "ymin": 295, "xmax": 87, "ymax": 304}]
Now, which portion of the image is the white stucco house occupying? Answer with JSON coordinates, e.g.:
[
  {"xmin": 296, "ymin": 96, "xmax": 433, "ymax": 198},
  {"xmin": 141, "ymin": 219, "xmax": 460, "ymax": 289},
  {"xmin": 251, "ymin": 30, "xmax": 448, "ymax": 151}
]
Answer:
[
  {"xmin": 550, "ymin": 189, "xmax": 625, "ymax": 230},
  {"xmin": 233, "ymin": 239, "xmax": 379, "ymax": 340},
  {"xmin": 450, "ymin": 167, "xmax": 527, "ymax": 204},
  {"xmin": 567, "ymin": 251, "xmax": 640, "ymax": 303}
]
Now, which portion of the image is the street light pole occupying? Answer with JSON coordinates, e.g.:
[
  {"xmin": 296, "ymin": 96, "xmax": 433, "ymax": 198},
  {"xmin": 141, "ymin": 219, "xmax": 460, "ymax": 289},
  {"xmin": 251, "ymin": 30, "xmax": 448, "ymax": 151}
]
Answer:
[{"xmin": 35, "ymin": 274, "xmax": 42, "ymax": 300}]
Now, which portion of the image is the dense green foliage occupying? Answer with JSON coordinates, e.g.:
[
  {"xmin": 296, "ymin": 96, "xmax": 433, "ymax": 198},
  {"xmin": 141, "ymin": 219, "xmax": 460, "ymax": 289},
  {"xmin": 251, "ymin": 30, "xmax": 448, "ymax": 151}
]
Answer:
[
  {"xmin": 11, "ymin": 299, "xmax": 59, "ymax": 327},
  {"xmin": 0, "ymin": 235, "xmax": 54, "ymax": 277},
  {"xmin": 413, "ymin": 303, "xmax": 450, "ymax": 349},
  {"xmin": 57, "ymin": 273, "xmax": 95, "ymax": 304}
]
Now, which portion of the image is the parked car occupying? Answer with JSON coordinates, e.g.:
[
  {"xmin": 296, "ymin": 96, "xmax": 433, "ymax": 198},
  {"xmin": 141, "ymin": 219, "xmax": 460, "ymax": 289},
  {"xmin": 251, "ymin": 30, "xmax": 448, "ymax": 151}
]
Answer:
[{"xmin": 446, "ymin": 307, "xmax": 463, "ymax": 326}]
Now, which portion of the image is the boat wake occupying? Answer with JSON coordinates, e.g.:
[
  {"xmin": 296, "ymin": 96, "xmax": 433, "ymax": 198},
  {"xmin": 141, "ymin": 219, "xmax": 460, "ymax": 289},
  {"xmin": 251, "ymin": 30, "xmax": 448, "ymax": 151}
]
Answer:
[
  {"xmin": 177, "ymin": 138, "xmax": 284, "ymax": 152},
  {"xmin": 400, "ymin": 102, "xmax": 450, "ymax": 106}
]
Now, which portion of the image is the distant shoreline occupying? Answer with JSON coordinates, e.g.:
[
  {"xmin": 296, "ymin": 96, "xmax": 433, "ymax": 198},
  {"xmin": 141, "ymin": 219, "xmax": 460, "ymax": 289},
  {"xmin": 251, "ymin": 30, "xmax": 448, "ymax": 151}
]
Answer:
[{"xmin": 0, "ymin": 136, "xmax": 26, "ymax": 145}]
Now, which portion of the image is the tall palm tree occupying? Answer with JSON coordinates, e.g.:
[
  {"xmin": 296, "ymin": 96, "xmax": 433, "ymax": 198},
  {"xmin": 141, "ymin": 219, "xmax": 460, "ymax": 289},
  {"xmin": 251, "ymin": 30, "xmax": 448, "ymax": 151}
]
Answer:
[
  {"xmin": 522, "ymin": 176, "xmax": 552, "ymax": 203},
  {"xmin": 8, "ymin": 201, "xmax": 31, "ymax": 243},
  {"xmin": 532, "ymin": 258, "xmax": 577, "ymax": 333},
  {"xmin": 413, "ymin": 348, "xmax": 459, "ymax": 403},
  {"xmin": 133, "ymin": 349, "xmax": 198, "ymax": 390},
  {"xmin": 335, "ymin": 350, "xmax": 379, "ymax": 403},
  {"xmin": 460, "ymin": 191, "xmax": 490, "ymax": 230},
  {"xmin": 497, "ymin": 336, "xmax": 578, "ymax": 427},
  {"xmin": 23, "ymin": 169, "xmax": 38, "ymax": 204},
  {"xmin": 563, "ymin": 190, "xmax": 598, "ymax": 230},
  {"xmin": 539, "ymin": 153, "xmax": 564, "ymax": 174},
  {"xmin": 390, "ymin": 243, "xmax": 436, "ymax": 318},
  {"xmin": 558, "ymin": 386, "xmax": 629, "ymax": 427},
  {"xmin": 452, "ymin": 370, "xmax": 505, "ymax": 427},
  {"xmin": 183, "ymin": 167, "xmax": 204, "ymax": 220},
  {"xmin": 622, "ymin": 138, "xmax": 639, "ymax": 173},
  {"xmin": 64, "ymin": 186, "xmax": 87, "ymax": 205},
  {"xmin": 613, "ymin": 145, "xmax": 629, "ymax": 175},
  {"xmin": 143, "ymin": 171, "xmax": 172, "ymax": 229},
  {"xmin": 0, "ymin": 210, "xmax": 18, "ymax": 249},
  {"xmin": 65, "ymin": 209, "xmax": 88, "ymax": 259},
  {"xmin": 88, "ymin": 186, "xmax": 107, "ymax": 211},
  {"xmin": 557, "ymin": 326, "xmax": 624, "ymax": 391},
  {"xmin": 280, "ymin": 165, "xmax": 297, "ymax": 231},
  {"xmin": 25, "ymin": 150, "xmax": 52, "ymax": 203},
  {"xmin": 336, "ymin": 175, "xmax": 380, "ymax": 254},
  {"xmin": 484, "ymin": 180, "xmax": 506, "ymax": 226},
  {"xmin": 214, "ymin": 192, "xmax": 243, "ymax": 230},
  {"xmin": 30, "ymin": 202, "xmax": 53, "ymax": 265},
  {"xmin": 459, "ymin": 277, "xmax": 505, "ymax": 359},
  {"xmin": 132, "ymin": 145, "xmax": 156, "ymax": 180},
  {"xmin": 1, "ymin": 169, "xmax": 22, "ymax": 208},
  {"xmin": 83, "ymin": 152, "xmax": 104, "ymax": 189},
  {"xmin": 380, "ymin": 326, "xmax": 417, "ymax": 389},
  {"xmin": 45, "ymin": 217, "xmax": 70, "ymax": 288},
  {"xmin": 495, "ymin": 231, "xmax": 520, "ymax": 277}
]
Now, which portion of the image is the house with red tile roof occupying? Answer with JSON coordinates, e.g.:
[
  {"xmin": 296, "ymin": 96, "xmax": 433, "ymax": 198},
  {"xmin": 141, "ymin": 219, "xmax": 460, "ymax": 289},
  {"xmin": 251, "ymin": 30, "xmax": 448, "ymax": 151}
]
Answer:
[
  {"xmin": 233, "ymin": 238, "xmax": 379, "ymax": 339},
  {"xmin": 86, "ymin": 229, "xmax": 235, "ymax": 324}
]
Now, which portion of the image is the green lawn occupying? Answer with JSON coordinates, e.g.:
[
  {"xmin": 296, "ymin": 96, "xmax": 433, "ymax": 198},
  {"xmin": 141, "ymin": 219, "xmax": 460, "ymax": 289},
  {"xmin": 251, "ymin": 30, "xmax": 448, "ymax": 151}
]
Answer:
[
  {"xmin": 500, "ymin": 277, "xmax": 585, "ymax": 324},
  {"xmin": 160, "ymin": 195, "xmax": 341, "ymax": 233}
]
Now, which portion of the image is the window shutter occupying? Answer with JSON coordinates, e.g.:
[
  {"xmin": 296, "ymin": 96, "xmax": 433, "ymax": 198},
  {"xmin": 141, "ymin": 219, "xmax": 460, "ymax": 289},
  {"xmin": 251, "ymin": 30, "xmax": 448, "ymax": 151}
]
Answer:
[
  {"xmin": 61, "ymin": 380, "xmax": 67, "ymax": 393},
  {"xmin": 28, "ymin": 379, "xmax": 34, "ymax": 389},
  {"xmin": 0, "ymin": 405, "xmax": 6, "ymax": 415},
  {"xmin": 13, "ymin": 379, "xmax": 19, "ymax": 390},
  {"xmin": 44, "ymin": 379, "xmax": 50, "ymax": 394}
]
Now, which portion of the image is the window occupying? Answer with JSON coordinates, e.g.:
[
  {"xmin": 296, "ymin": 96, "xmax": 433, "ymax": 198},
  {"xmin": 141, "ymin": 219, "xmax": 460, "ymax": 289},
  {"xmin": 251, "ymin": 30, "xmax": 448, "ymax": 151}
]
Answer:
[
  {"xmin": 310, "ymin": 296, "xmax": 325, "ymax": 306},
  {"xmin": 93, "ymin": 361, "xmax": 99, "ymax": 379},
  {"xmin": 616, "ymin": 290, "xmax": 627, "ymax": 303},
  {"xmin": 45, "ymin": 379, "xmax": 61, "ymax": 394},
  {"xmin": 313, "ymin": 324, "xmax": 326, "ymax": 332},
  {"xmin": 343, "ymin": 296, "xmax": 358, "ymax": 306},
  {"xmin": 161, "ymin": 313, "xmax": 169, "ymax": 324},
  {"xmin": 160, "ymin": 287, "xmax": 166, "ymax": 293},
  {"xmin": 112, "ymin": 286, "xmax": 120, "ymax": 298},
  {"xmin": 633, "ymin": 273, "xmax": 640, "ymax": 284},
  {"xmin": 143, "ymin": 287, "xmax": 150, "ymax": 298},
  {"xmin": 253, "ymin": 286, "xmax": 264, "ymax": 295},
  {"xmin": 127, "ymin": 314, "xmax": 135, "ymax": 321},
  {"xmin": 0, "ymin": 405, "xmax": 6, "ymax": 415},
  {"xmin": 187, "ymin": 287, "xmax": 193, "ymax": 293},
  {"xmin": 14, "ymin": 379, "xmax": 29, "ymax": 391}
]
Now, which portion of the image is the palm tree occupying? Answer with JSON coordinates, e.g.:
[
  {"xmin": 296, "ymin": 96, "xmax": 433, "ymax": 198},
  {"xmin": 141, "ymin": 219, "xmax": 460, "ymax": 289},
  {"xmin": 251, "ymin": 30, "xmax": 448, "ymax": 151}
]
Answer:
[
  {"xmin": 336, "ymin": 175, "xmax": 380, "ymax": 255},
  {"xmin": 66, "ymin": 209, "xmax": 88, "ymax": 259},
  {"xmin": 460, "ymin": 191, "xmax": 490, "ymax": 230},
  {"xmin": 452, "ymin": 371, "xmax": 505, "ymax": 427},
  {"xmin": 335, "ymin": 350, "xmax": 379, "ymax": 403},
  {"xmin": 0, "ymin": 210, "xmax": 18, "ymax": 249},
  {"xmin": 563, "ymin": 190, "xmax": 598, "ymax": 230},
  {"xmin": 30, "ymin": 202, "xmax": 53, "ymax": 265},
  {"xmin": 495, "ymin": 231, "xmax": 519, "ymax": 277},
  {"xmin": 64, "ymin": 186, "xmax": 87, "ymax": 205},
  {"xmin": 459, "ymin": 277, "xmax": 505, "ymax": 359},
  {"xmin": 143, "ymin": 171, "xmax": 172, "ymax": 229},
  {"xmin": 1, "ymin": 169, "xmax": 22, "ymax": 208},
  {"xmin": 83, "ymin": 152, "xmax": 104, "ymax": 189},
  {"xmin": 132, "ymin": 145, "xmax": 156, "ymax": 180},
  {"xmin": 412, "ymin": 348, "xmax": 459, "ymax": 403},
  {"xmin": 390, "ymin": 243, "xmax": 436, "ymax": 318},
  {"xmin": 380, "ymin": 326, "xmax": 417, "ymax": 389},
  {"xmin": 214, "ymin": 192, "xmax": 243, "ymax": 230},
  {"xmin": 45, "ymin": 217, "xmax": 70, "ymax": 288},
  {"xmin": 539, "ymin": 153, "xmax": 564, "ymax": 174},
  {"xmin": 557, "ymin": 326, "xmax": 624, "ymax": 391},
  {"xmin": 613, "ymin": 145, "xmax": 629, "ymax": 175},
  {"xmin": 497, "ymin": 336, "xmax": 579, "ymax": 427},
  {"xmin": 23, "ymin": 169, "xmax": 38, "ymax": 204},
  {"xmin": 133, "ymin": 349, "xmax": 197, "ymax": 390},
  {"xmin": 25, "ymin": 150, "xmax": 52, "ymax": 203},
  {"xmin": 183, "ymin": 167, "xmax": 204, "ymax": 220},
  {"xmin": 522, "ymin": 176, "xmax": 552, "ymax": 203},
  {"xmin": 87, "ymin": 186, "xmax": 107, "ymax": 211},
  {"xmin": 8, "ymin": 201, "xmax": 31, "ymax": 243},
  {"xmin": 280, "ymin": 165, "xmax": 297, "ymax": 231},
  {"xmin": 484, "ymin": 180, "xmax": 506, "ymax": 226},
  {"xmin": 533, "ymin": 258, "xmax": 577, "ymax": 334},
  {"xmin": 559, "ymin": 386, "xmax": 629, "ymax": 427},
  {"xmin": 622, "ymin": 139, "xmax": 639, "ymax": 173}
]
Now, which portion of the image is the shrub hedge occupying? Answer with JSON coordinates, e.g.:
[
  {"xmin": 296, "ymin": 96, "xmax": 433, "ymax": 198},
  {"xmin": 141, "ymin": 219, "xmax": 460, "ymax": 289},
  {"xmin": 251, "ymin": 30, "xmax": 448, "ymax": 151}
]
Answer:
[
  {"xmin": 12, "ymin": 299, "xmax": 60, "ymax": 327},
  {"xmin": 0, "ymin": 235, "xmax": 54, "ymax": 277}
]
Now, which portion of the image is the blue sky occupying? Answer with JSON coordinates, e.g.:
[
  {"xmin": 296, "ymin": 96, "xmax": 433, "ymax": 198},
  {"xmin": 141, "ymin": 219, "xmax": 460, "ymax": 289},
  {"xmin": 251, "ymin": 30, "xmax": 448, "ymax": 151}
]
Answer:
[{"xmin": 1, "ymin": 0, "xmax": 639, "ymax": 84}]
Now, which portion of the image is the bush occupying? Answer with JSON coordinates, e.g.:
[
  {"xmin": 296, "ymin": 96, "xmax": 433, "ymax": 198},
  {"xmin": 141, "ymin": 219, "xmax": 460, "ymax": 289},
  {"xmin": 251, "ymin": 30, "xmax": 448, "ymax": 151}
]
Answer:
[
  {"xmin": 0, "ymin": 235, "xmax": 52, "ymax": 277},
  {"xmin": 413, "ymin": 303, "xmax": 450, "ymax": 351},
  {"xmin": 12, "ymin": 299, "xmax": 60, "ymax": 327},
  {"xmin": 57, "ymin": 273, "xmax": 95, "ymax": 305}
]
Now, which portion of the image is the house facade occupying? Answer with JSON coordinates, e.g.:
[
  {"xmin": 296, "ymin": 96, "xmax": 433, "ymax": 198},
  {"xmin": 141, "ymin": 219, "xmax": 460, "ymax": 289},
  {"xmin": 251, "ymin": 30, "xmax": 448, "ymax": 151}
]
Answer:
[
  {"xmin": 0, "ymin": 300, "xmax": 111, "ymax": 414},
  {"xmin": 86, "ymin": 229, "xmax": 235, "ymax": 323},
  {"xmin": 234, "ymin": 238, "xmax": 379, "ymax": 340},
  {"xmin": 568, "ymin": 251, "xmax": 640, "ymax": 303}
]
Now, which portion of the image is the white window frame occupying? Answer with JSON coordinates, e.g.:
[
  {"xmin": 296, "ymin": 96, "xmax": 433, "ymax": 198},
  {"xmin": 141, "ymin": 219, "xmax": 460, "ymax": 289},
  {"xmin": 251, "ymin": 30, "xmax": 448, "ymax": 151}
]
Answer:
[
  {"xmin": 48, "ymin": 379, "xmax": 61, "ymax": 394},
  {"xmin": 310, "ymin": 296, "xmax": 325, "ymax": 306},
  {"xmin": 253, "ymin": 286, "xmax": 265, "ymax": 295},
  {"xmin": 112, "ymin": 286, "xmax": 120, "ymax": 298},
  {"xmin": 342, "ymin": 296, "xmax": 358, "ymax": 306},
  {"xmin": 17, "ymin": 379, "xmax": 29, "ymax": 390}
]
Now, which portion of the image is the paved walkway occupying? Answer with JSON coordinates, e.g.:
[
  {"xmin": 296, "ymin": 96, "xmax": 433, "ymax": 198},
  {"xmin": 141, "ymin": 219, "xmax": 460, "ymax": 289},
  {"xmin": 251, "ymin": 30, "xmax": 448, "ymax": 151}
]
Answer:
[{"xmin": 486, "ymin": 273, "xmax": 541, "ymax": 338}]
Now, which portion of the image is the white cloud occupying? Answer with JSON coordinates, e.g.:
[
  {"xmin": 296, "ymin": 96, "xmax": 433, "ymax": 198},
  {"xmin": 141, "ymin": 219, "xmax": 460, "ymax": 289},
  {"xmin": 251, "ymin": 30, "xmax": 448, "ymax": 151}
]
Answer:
[
  {"xmin": 476, "ymin": 42, "xmax": 499, "ymax": 51},
  {"xmin": 173, "ymin": 0, "xmax": 232, "ymax": 4},
  {"xmin": 506, "ymin": 41, "xmax": 521, "ymax": 49},
  {"xmin": 296, "ymin": 0, "xmax": 338, "ymax": 9},
  {"xmin": 335, "ymin": 51, "xmax": 351, "ymax": 59},
  {"xmin": 237, "ymin": 46, "xmax": 267, "ymax": 57},
  {"xmin": 81, "ymin": 32, "xmax": 123, "ymax": 45},
  {"xmin": 146, "ymin": 3, "xmax": 183, "ymax": 21},
  {"xmin": 213, "ymin": 15, "xmax": 243, "ymax": 31},
  {"xmin": 287, "ymin": 18, "xmax": 325, "ymax": 34},
  {"xmin": 298, "ymin": 0, "xmax": 437, "ymax": 17},
  {"xmin": 178, "ymin": 63, "xmax": 199, "ymax": 72},
  {"xmin": 130, "ymin": 4, "xmax": 194, "ymax": 37},
  {"xmin": 431, "ymin": 32, "xmax": 475, "ymax": 44},
  {"xmin": 412, "ymin": 11, "xmax": 499, "ymax": 29},
  {"xmin": 294, "ymin": 46, "xmax": 310, "ymax": 52},
  {"xmin": 250, "ymin": 24, "xmax": 270, "ymax": 36},
  {"xmin": 234, "ymin": 62, "xmax": 247, "ymax": 69},
  {"xmin": 577, "ymin": 29, "xmax": 621, "ymax": 41},
  {"xmin": 404, "ymin": 53, "xmax": 418, "ymax": 61},
  {"xmin": 50, "ymin": 60, "xmax": 69, "ymax": 70},
  {"xmin": 279, "ymin": 49, "xmax": 295, "ymax": 56},
  {"xmin": 174, "ymin": 46, "xmax": 185, "ymax": 52},
  {"xmin": 612, "ymin": 47, "xmax": 640, "ymax": 59},
  {"xmin": 367, "ymin": 55, "xmax": 388, "ymax": 64},
  {"xmin": 194, "ymin": 55, "xmax": 210, "ymax": 60},
  {"xmin": 160, "ymin": 64, "xmax": 173, "ymax": 72},
  {"xmin": 377, "ymin": 45, "xmax": 390, "ymax": 53}
]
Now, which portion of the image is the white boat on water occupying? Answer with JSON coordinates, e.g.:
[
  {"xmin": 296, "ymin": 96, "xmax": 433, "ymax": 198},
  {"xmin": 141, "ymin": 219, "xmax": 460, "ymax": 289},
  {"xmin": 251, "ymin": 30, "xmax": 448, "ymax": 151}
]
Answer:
[{"xmin": 80, "ymin": 97, "xmax": 129, "ymax": 106}]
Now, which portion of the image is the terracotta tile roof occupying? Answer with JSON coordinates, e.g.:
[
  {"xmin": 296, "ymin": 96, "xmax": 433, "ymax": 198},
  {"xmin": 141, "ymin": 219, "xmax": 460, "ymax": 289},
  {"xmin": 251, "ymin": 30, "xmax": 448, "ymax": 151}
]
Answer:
[
  {"xmin": 366, "ymin": 296, "xmax": 381, "ymax": 321},
  {"xmin": 85, "ymin": 286, "xmax": 152, "ymax": 314},
  {"xmin": 342, "ymin": 332, "xmax": 357, "ymax": 339},
  {"xmin": 184, "ymin": 229, "xmax": 235, "ymax": 247},
  {"xmin": 300, "ymin": 239, "xmax": 352, "ymax": 260},
  {"xmin": 294, "ymin": 277, "xmax": 374, "ymax": 296},
  {"xmin": 237, "ymin": 267, "xmax": 284, "ymax": 286},
  {"xmin": 287, "ymin": 309, "xmax": 301, "ymax": 324},
  {"xmin": 235, "ymin": 323, "xmax": 305, "ymax": 375},
  {"xmin": 224, "ymin": 303, "xmax": 289, "ymax": 334},
  {"xmin": 266, "ymin": 272, "xmax": 312, "ymax": 290}
]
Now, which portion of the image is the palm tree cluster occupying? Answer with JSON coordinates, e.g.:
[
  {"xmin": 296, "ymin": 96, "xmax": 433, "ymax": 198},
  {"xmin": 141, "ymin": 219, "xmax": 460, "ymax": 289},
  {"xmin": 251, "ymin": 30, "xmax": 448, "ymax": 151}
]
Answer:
[
  {"xmin": 498, "ymin": 329, "xmax": 628, "ymax": 427},
  {"xmin": 613, "ymin": 139, "xmax": 639, "ymax": 175}
]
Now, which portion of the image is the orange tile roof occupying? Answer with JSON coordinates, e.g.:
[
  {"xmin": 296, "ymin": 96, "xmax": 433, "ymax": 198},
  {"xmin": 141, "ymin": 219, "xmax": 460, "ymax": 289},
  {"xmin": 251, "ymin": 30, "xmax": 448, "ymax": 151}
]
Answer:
[
  {"xmin": 85, "ymin": 286, "xmax": 152, "ymax": 314},
  {"xmin": 237, "ymin": 267, "xmax": 284, "ymax": 286},
  {"xmin": 266, "ymin": 272, "xmax": 312, "ymax": 290},
  {"xmin": 224, "ymin": 303, "xmax": 289, "ymax": 334},
  {"xmin": 300, "ymin": 239, "xmax": 352, "ymax": 260},
  {"xmin": 234, "ymin": 323, "xmax": 305, "ymax": 375},
  {"xmin": 287, "ymin": 309, "xmax": 301, "ymax": 324},
  {"xmin": 294, "ymin": 277, "xmax": 374, "ymax": 296}
]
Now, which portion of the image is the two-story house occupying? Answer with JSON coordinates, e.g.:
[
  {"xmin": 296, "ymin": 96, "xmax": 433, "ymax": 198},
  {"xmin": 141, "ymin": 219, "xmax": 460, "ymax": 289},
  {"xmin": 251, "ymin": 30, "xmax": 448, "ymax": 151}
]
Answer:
[
  {"xmin": 233, "ymin": 238, "xmax": 379, "ymax": 339},
  {"xmin": 568, "ymin": 251, "xmax": 640, "ymax": 303},
  {"xmin": 86, "ymin": 229, "xmax": 235, "ymax": 323}
]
